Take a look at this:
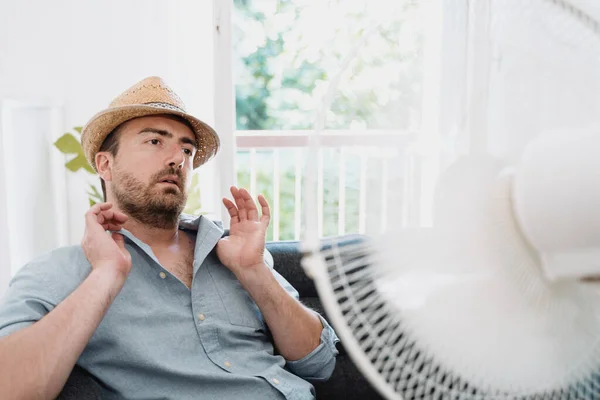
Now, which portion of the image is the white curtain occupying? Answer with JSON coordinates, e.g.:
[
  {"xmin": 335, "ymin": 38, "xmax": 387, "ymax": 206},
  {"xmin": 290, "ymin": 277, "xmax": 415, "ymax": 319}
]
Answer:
[{"xmin": 0, "ymin": 101, "xmax": 69, "ymax": 297}]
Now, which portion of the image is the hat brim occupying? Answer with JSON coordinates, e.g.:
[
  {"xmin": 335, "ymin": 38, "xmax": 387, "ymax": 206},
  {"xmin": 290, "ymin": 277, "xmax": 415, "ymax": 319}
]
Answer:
[{"xmin": 81, "ymin": 103, "xmax": 220, "ymax": 171}]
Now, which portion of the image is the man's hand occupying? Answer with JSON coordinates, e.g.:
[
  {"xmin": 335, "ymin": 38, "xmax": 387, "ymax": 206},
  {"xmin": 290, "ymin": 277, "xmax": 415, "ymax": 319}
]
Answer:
[
  {"xmin": 217, "ymin": 186, "xmax": 270, "ymax": 278},
  {"xmin": 81, "ymin": 202, "xmax": 131, "ymax": 279},
  {"xmin": 218, "ymin": 188, "xmax": 325, "ymax": 362}
]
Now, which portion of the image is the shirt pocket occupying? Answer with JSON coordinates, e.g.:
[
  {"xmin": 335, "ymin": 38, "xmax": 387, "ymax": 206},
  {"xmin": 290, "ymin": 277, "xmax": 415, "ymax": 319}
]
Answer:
[{"xmin": 206, "ymin": 262, "xmax": 265, "ymax": 330}]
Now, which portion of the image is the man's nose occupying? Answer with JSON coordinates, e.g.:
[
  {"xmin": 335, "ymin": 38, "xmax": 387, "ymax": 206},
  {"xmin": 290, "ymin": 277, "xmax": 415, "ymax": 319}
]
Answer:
[{"xmin": 166, "ymin": 145, "xmax": 185, "ymax": 169}]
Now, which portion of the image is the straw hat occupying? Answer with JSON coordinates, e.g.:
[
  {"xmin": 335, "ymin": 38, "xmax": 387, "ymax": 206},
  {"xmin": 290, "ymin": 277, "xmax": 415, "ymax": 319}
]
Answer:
[{"xmin": 81, "ymin": 76, "xmax": 219, "ymax": 170}]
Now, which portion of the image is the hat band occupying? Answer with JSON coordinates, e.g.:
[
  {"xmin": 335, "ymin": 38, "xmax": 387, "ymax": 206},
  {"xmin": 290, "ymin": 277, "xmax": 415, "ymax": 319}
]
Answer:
[{"xmin": 144, "ymin": 102, "xmax": 186, "ymax": 114}]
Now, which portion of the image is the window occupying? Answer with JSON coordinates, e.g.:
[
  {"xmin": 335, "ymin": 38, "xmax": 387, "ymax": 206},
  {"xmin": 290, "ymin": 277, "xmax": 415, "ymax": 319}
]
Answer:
[{"xmin": 214, "ymin": 0, "xmax": 470, "ymax": 240}]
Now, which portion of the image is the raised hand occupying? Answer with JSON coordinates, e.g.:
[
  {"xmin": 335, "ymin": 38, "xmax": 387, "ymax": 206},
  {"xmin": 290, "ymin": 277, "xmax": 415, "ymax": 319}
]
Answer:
[
  {"xmin": 81, "ymin": 203, "xmax": 131, "ymax": 278},
  {"xmin": 217, "ymin": 186, "xmax": 270, "ymax": 277}
]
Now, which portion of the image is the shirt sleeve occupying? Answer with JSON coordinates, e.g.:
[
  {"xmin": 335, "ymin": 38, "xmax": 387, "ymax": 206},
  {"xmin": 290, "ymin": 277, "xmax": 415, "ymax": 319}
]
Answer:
[
  {"xmin": 263, "ymin": 248, "xmax": 340, "ymax": 381},
  {"xmin": 0, "ymin": 247, "xmax": 89, "ymax": 338},
  {"xmin": 284, "ymin": 313, "xmax": 339, "ymax": 381}
]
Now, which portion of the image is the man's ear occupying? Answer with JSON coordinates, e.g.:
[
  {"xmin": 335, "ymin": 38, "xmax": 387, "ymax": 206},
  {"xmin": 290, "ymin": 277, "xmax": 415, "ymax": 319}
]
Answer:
[{"xmin": 95, "ymin": 152, "xmax": 113, "ymax": 182}]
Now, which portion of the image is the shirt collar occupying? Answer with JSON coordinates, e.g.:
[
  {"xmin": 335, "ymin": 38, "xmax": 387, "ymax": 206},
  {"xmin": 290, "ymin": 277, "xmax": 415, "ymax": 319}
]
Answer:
[{"xmin": 114, "ymin": 214, "xmax": 225, "ymax": 273}]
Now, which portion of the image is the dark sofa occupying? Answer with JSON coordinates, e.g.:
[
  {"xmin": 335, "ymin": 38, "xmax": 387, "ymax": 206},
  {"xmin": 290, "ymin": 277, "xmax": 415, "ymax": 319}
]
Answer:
[{"xmin": 58, "ymin": 237, "xmax": 383, "ymax": 399}]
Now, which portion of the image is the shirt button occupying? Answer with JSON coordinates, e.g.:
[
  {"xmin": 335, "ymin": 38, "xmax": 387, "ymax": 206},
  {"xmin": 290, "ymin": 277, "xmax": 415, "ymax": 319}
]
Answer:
[
  {"xmin": 224, "ymin": 361, "xmax": 232, "ymax": 368},
  {"xmin": 197, "ymin": 313, "xmax": 205, "ymax": 321},
  {"xmin": 272, "ymin": 378, "xmax": 280, "ymax": 385},
  {"xmin": 159, "ymin": 272, "xmax": 167, "ymax": 279}
]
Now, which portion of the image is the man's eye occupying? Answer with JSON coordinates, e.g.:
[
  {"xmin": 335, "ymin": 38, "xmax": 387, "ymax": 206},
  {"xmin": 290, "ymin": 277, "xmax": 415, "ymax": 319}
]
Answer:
[
  {"xmin": 149, "ymin": 139, "xmax": 160, "ymax": 145},
  {"xmin": 183, "ymin": 148, "xmax": 193, "ymax": 156}
]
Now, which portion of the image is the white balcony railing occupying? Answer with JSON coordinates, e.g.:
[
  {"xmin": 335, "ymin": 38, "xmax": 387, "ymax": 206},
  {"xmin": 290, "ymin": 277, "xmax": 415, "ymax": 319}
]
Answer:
[{"xmin": 235, "ymin": 129, "xmax": 412, "ymax": 241}]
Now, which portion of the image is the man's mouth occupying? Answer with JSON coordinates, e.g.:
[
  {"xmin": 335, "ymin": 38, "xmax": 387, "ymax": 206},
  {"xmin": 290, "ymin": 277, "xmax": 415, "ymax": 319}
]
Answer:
[{"xmin": 159, "ymin": 175, "xmax": 180, "ymax": 188}]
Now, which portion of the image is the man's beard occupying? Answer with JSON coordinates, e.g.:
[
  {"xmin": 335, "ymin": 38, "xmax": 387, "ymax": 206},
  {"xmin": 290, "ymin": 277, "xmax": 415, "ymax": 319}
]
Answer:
[{"xmin": 112, "ymin": 167, "xmax": 188, "ymax": 229}]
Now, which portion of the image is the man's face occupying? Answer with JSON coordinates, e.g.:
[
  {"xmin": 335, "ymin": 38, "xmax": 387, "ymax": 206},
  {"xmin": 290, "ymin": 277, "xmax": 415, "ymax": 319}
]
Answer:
[{"xmin": 106, "ymin": 115, "xmax": 197, "ymax": 228}]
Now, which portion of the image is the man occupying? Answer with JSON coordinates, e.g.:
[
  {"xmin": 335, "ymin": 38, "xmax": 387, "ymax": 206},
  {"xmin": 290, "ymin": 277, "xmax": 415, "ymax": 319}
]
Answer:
[{"xmin": 0, "ymin": 76, "xmax": 338, "ymax": 399}]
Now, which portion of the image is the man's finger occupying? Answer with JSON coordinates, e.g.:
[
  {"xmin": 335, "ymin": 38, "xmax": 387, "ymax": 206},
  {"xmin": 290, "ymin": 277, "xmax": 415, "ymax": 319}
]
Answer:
[
  {"xmin": 258, "ymin": 194, "xmax": 271, "ymax": 224},
  {"xmin": 85, "ymin": 203, "xmax": 113, "ymax": 226},
  {"xmin": 92, "ymin": 208, "xmax": 128, "ymax": 229},
  {"xmin": 103, "ymin": 209, "xmax": 117, "ymax": 222},
  {"xmin": 97, "ymin": 210, "xmax": 115, "ymax": 226},
  {"xmin": 99, "ymin": 209, "xmax": 126, "ymax": 225},
  {"xmin": 111, "ymin": 232, "xmax": 126, "ymax": 251},
  {"xmin": 223, "ymin": 198, "xmax": 239, "ymax": 224},
  {"xmin": 103, "ymin": 223, "xmax": 124, "ymax": 231},
  {"xmin": 89, "ymin": 202, "xmax": 112, "ymax": 215},
  {"xmin": 231, "ymin": 186, "xmax": 248, "ymax": 221},
  {"xmin": 111, "ymin": 210, "xmax": 129, "ymax": 223},
  {"xmin": 85, "ymin": 209, "xmax": 102, "ymax": 227},
  {"xmin": 240, "ymin": 188, "xmax": 259, "ymax": 221}
]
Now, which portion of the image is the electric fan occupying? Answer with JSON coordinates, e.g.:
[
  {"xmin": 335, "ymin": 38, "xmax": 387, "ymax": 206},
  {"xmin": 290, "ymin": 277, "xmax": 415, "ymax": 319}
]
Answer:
[{"xmin": 301, "ymin": 1, "xmax": 600, "ymax": 399}]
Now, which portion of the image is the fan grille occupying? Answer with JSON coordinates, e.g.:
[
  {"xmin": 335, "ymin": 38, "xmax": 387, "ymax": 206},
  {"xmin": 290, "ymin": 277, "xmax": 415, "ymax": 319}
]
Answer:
[{"xmin": 320, "ymin": 238, "xmax": 600, "ymax": 399}]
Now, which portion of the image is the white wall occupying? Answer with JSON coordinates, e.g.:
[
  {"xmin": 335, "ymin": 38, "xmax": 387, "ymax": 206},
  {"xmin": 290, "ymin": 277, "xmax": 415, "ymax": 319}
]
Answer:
[{"xmin": 0, "ymin": 0, "xmax": 220, "ymax": 286}]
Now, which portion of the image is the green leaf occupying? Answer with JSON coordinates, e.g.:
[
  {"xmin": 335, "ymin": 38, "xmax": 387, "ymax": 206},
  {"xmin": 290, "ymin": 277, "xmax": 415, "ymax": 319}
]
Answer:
[
  {"xmin": 73, "ymin": 126, "xmax": 83, "ymax": 134},
  {"xmin": 82, "ymin": 162, "xmax": 96, "ymax": 174},
  {"xmin": 89, "ymin": 198, "xmax": 96, "ymax": 207},
  {"xmin": 89, "ymin": 184, "xmax": 102, "ymax": 198},
  {"xmin": 88, "ymin": 184, "xmax": 103, "ymax": 203},
  {"xmin": 54, "ymin": 133, "xmax": 83, "ymax": 155},
  {"xmin": 65, "ymin": 155, "xmax": 95, "ymax": 174}
]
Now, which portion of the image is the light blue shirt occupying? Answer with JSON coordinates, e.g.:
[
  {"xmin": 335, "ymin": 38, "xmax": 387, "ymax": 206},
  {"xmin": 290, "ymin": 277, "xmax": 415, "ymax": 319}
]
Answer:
[{"xmin": 0, "ymin": 215, "xmax": 339, "ymax": 399}]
